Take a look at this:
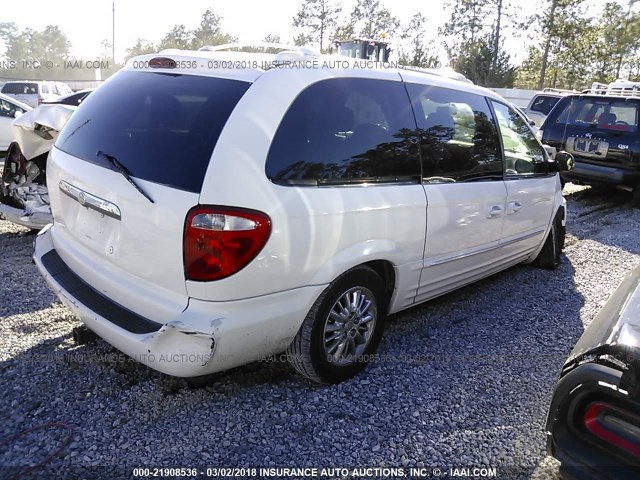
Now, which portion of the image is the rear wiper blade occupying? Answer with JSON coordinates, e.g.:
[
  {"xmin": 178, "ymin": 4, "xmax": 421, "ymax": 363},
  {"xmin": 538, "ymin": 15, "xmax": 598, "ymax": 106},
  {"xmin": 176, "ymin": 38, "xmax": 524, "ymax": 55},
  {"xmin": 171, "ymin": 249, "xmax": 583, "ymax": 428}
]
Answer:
[{"xmin": 96, "ymin": 150, "xmax": 154, "ymax": 204}]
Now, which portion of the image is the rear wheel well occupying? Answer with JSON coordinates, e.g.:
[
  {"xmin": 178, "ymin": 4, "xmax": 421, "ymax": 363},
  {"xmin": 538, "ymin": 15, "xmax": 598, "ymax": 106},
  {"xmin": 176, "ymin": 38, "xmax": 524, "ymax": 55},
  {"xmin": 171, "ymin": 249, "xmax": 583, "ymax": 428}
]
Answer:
[{"xmin": 362, "ymin": 260, "xmax": 395, "ymax": 311}]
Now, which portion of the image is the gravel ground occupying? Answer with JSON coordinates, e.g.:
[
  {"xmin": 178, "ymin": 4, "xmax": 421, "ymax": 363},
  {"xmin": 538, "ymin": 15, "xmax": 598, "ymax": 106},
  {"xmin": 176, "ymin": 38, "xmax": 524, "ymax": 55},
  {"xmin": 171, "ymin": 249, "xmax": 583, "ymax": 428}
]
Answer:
[{"xmin": 1, "ymin": 183, "xmax": 639, "ymax": 480}]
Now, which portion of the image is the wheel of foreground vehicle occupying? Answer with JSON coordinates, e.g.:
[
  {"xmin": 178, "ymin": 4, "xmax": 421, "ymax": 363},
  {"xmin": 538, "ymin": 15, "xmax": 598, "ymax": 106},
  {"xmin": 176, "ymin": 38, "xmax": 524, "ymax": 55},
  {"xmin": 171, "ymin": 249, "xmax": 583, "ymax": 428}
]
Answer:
[
  {"xmin": 535, "ymin": 211, "xmax": 564, "ymax": 270},
  {"xmin": 287, "ymin": 266, "xmax": 387, "ymax": 383}
]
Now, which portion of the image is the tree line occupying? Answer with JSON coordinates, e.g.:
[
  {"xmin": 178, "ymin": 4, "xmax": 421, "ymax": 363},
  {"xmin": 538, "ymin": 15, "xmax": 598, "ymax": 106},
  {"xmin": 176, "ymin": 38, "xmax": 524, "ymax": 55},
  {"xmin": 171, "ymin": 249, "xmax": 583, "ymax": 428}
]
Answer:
[{"xmin": 1, "ymin": 1, "xmax": 639, "ymax": 90}]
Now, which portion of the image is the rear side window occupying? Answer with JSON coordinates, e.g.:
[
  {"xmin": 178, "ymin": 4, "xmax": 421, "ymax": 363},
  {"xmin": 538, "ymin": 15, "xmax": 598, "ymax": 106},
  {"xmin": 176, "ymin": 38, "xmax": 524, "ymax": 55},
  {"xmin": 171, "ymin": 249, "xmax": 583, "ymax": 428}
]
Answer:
[
  {"xmin": 553, "ymin": 97, "xmax": 639, "ymax": 132},
  {"xmin": 529, "ymin": 95, "xmax": 560, "ymax": 115},
  {"xmin": 266, "ymin": 78, "xmax": 420, "ymax": 185},
  {"xmin": 56, "ymin": 71, "xmax": 251, "ymax": 193},
  {"xmin": 2, "ymin": 83, "xmax": 37, "ymax": 95},
  {"xmin": 406, "ymin": 83, "xmax": 502, "ymax": 182}
]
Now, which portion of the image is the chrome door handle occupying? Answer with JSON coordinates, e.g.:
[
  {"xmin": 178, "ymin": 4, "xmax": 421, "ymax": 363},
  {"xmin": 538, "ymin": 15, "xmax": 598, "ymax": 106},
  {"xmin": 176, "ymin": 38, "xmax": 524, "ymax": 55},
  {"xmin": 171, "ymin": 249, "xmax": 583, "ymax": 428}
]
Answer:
[
  {"xmin": 508, "ymin": 201, "xmax": 523, "ymax": 215},
  {"xmin": 488, "ymin": 205, "xmax": 504, "ymax": 218}
]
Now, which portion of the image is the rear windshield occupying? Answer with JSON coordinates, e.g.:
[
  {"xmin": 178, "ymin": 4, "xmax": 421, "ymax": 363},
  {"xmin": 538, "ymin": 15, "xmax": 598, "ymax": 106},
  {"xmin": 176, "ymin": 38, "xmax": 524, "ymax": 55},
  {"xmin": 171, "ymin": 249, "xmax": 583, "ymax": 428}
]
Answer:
[
  {"xmin": 56, "ymin": 71, "xmax": 251, "ymax": 193},
  {"xmin": 2, "ymin": 83, "xmax": 37, "ymax": 95},
  {"xmin": 553, "ymin": 97, "xmax": 639, "ymax": 132},
  {"xmin": 529, "ymin": 95, "xmax": 560, "ymax": 115}
]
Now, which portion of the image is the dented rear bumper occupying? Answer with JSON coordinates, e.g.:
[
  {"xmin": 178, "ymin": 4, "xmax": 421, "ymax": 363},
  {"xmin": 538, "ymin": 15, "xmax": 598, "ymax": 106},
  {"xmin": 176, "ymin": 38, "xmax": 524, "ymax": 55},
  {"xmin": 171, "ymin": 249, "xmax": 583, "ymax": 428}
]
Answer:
[{"xmin": 34, "ymin": 225, "xmax": 324, "ymax": 377}]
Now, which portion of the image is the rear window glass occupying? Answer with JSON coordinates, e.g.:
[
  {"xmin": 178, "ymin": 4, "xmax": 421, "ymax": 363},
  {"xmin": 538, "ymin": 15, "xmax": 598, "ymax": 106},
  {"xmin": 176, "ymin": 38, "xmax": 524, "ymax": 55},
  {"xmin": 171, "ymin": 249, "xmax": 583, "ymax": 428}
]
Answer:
[
  {"xmin": 56, "ymin": 71, "xmax": 250, "ymax": 193},
  {"xmin": 529, "ymin": 95, "xmax": 560, "ymax": 115},
  {"xmin": 554, "ymin": 97, "xmax": 639, "ymax": 132},
  {"xmin": 2, "ymin": 83, "xmax": 37, "ymax": 95}
]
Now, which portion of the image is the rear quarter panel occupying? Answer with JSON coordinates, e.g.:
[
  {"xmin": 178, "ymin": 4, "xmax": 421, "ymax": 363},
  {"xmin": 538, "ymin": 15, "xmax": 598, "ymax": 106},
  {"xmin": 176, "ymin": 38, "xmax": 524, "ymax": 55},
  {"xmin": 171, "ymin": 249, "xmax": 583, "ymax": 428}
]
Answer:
[{"xmin": 192, "ymin": 68, "xmax": 427, "ymax": 306}]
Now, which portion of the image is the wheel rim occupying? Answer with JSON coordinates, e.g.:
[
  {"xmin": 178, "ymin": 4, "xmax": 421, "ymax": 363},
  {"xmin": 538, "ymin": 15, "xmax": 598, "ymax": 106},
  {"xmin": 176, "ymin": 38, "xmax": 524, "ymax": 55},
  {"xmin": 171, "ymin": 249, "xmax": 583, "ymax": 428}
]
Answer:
[{"xmin": 323, "ymin": 286, "xmax": 377, "ymax": 366}]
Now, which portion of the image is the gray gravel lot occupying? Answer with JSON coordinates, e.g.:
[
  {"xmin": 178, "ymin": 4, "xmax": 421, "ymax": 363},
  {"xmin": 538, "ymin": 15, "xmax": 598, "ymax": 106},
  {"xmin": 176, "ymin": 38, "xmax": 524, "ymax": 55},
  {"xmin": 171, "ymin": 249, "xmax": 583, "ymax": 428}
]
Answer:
[{"xmin": 1, "ymin": 184, "xmax": 639, "ymax": 480}]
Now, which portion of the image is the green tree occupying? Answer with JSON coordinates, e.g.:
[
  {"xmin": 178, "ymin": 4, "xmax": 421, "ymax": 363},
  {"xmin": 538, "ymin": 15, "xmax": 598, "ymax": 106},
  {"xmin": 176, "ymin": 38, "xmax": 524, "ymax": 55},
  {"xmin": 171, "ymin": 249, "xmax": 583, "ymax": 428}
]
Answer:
[
  {"xmin": 263, "ymin": 34, "xmax": 282, "ymax": 44},
  {"xmin": 159, "ymin": 25, "xmax": 192, "ymax": 50},
  {"xmin": 517, "ymin": 11, "xmax": 596, "ymax": 90},
  {"xmin": 441, "ymin": 0, "xmax": 491, "ymax": 50},
  {"xmin": 0, "ymin": 23, "xmax": 71, "ymax": 62},
  {"xmin": 399, "ymin": 13, "xmax": 440, "ymax": 68},
  {"xmin": 125, "ymin": 38, "xmax": 157, "ymax": 60},
  {"xmin": 454, "ymin": 37, "xmax": 516, "ymax": 86},
  {"xmin": 292, "ymin": 0, "xmax": 341, "ymax": 51},
  {"xmin": 191, "ymin": 8, "xmax": 236, "ymax": 49},
  {"xmin": 157, "ymin": 9, "xmax": 236, "ymax": 52},
  {"xmin": 534, "ymin": 0, "xmax": 586, "ymax": 89},
  {"xmin": 350, "ymin": 0, "xmax": 400, "ymax": 39},
  {"xmin": 293, "ymin": 33, "xmax": 313, "ymax": 46}
]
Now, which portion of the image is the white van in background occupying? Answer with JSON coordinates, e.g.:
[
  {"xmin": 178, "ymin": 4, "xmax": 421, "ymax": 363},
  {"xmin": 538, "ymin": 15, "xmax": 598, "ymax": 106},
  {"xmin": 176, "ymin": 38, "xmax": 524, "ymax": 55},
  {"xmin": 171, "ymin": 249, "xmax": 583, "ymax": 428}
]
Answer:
[
  {"xmin": 524, "ymin": 88, "xmax": 575, "ymax": 127},
  {"xmin": 1, "ymin": 81, "xmax": 73, "ymax": 108}
]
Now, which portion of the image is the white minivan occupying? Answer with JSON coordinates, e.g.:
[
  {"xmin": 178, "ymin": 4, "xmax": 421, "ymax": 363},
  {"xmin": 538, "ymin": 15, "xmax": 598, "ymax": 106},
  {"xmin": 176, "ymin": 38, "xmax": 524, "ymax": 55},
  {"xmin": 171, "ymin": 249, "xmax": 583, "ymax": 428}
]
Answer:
[{"xmin": 34, "ymin": 49, "xmax": 573, "ymax": 383}]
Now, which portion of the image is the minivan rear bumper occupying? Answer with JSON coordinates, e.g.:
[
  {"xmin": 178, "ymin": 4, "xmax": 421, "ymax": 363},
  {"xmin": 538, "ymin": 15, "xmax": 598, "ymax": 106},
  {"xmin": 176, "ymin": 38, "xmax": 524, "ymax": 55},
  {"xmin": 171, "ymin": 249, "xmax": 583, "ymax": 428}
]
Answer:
[
  {"xmin": 34, "ymin": 226, "xmax": 325, "ymax": 377},
  {"xmin": 561, "ymin": 160, "xmax": 640, "ymax": 186}
]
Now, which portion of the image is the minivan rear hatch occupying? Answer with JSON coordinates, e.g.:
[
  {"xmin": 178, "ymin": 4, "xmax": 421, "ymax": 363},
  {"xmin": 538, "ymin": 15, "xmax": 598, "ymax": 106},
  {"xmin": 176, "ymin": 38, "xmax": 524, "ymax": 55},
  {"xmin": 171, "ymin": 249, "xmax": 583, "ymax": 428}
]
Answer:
[
  {"xmin": 48, "ymin": 69, "xmax": 251, "ymax": 321},
  {"xmin": 546, "ymin": 96, "xmax": 640, "ymax": 168}
]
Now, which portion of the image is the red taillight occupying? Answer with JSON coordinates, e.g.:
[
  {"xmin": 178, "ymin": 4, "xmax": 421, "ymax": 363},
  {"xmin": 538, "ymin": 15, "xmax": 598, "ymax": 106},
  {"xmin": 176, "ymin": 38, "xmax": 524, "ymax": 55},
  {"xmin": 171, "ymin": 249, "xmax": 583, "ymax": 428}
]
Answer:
[
  {"xmin": 584, "ymin": 402, "xmax": 640, "ymax": 458},
  {"xmin": 184, "ymin": 206, "xmax": 271, "ymax": 281},
  {"xmin": 149, "ymin": 57, "xmax": 177, "ymax": 69}
]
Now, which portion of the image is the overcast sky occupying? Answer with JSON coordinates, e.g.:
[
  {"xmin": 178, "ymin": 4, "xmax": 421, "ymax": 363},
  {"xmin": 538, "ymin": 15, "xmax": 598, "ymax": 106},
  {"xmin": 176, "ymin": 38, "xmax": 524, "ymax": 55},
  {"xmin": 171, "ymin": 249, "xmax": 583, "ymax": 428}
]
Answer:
[{"xmin": 1, "ymin": 0, "xmax": 625, "ymax": 64}]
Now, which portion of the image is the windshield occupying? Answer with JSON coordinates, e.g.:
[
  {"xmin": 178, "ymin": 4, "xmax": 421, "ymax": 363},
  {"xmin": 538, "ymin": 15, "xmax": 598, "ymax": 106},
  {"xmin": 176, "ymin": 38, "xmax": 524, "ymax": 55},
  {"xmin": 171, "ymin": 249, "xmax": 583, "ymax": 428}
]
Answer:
[{"xmin": 55, "ymin": 71, "xmax": 251, "ymax": 193}]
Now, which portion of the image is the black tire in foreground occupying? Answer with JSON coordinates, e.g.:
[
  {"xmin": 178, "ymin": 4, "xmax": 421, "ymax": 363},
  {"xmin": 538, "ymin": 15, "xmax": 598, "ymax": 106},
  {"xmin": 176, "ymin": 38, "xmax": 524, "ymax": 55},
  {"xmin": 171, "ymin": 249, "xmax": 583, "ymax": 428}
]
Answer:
[
  {"xmin": 535, "ymin": 209, "xmax": 565, "ymax": 270},
  {"xmin": 287, "ymin": 266, "xmax": 387, "ymax": 383}
]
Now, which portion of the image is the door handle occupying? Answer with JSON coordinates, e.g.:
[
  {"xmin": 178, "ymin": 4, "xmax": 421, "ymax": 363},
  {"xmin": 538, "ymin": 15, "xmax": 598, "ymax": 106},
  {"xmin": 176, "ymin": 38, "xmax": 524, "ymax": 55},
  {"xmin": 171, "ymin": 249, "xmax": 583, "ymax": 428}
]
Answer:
[
  {"xmin": 487, "ymin": 205, "xmax": 504, "ymax": 218},
  {"xmin": 507, "ymin": 201, "xmax": 523, "ymax": 215}
]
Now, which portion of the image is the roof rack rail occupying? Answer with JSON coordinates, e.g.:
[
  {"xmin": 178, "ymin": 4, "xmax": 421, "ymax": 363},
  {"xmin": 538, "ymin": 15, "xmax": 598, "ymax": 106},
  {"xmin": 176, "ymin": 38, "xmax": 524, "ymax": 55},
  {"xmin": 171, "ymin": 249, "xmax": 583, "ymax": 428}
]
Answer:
[
  {"xmin": 590, "ymin": 79, "xmax": 640, "ymax": 97},
  {"xmin": 541, "ymin": 87, "xmax": 575, "ymax": 94},
  {"xmin": 198, "ymin": 42, "xmax": 319, "ymax": 56},
  {"xmin": 397, "ymin": 65, "xmax": 473, "ymax": 84}
]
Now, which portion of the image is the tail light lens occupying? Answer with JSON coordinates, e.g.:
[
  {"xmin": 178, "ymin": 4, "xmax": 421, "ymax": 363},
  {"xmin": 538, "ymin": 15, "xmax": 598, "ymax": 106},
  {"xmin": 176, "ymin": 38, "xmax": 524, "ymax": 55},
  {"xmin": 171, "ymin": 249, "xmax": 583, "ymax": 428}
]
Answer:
[
  {"xmin": 583, "ymin": 402, "xmax": 640, "ymax": 458},
  {"xmin": 184, "ymin": 206, "xmax": 271, "ymax": 281}
]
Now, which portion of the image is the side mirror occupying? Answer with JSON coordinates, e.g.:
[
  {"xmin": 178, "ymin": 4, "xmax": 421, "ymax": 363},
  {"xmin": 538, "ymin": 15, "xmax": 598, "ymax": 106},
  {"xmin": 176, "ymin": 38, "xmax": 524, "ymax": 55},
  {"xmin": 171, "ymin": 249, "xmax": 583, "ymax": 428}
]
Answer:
[
  {"xmin": 555, "ymin": 151, "xmax": 575, "ymax": 172},
  {"xmin": 13, "ymin": 110, "xmax": 23, "ymax": 119},
  {"xmin": 529, "ymin": 119, "xmax": 536, "ymax": 127}
]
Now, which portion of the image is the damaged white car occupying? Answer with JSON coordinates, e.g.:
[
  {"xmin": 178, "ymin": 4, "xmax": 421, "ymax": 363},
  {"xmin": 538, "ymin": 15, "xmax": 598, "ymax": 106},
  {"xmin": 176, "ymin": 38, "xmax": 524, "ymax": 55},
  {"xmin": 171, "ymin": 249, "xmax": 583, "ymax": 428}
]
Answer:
[{"xmin": 0, "ymin": 104, "xmax": 76, "ymax": 230}]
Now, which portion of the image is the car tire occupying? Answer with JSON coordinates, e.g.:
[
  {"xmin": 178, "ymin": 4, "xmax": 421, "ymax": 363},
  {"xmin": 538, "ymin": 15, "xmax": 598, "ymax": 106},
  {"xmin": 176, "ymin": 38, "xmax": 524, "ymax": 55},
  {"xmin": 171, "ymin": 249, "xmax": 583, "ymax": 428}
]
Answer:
[
  {"xmin": 287, "ymin": 266, "xmax": 387, "ymax": 384},
  {"xmin": 535, "ymin": 210, "xmax": 564, "ymax": 270}
]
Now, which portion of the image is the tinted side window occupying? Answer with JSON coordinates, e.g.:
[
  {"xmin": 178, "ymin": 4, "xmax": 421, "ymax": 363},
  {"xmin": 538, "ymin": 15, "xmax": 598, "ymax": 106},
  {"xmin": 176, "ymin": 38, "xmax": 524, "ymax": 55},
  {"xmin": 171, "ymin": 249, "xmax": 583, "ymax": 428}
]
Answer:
[
  {"xmin": 406, "ymin": 83, "xmax": 502, "ymax": 182},
  {"xmin": 491, "ymin": 101, "xmax": 547, "ymax": 176},
  {"xmin": 266, "ymin": 78, "xmax": 419, "ymax": 185},
  {"xmin": 529, "ymin": 95, "xmax": 560, "ymax": 115},
  {"xmin": 1, "ymin": 83, "xmax": 37, "ymax": 94}
]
